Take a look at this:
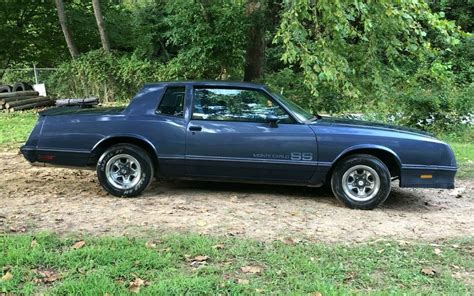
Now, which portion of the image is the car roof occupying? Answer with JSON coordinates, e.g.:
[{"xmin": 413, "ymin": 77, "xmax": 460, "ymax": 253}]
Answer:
[{"xmin": 144, "ymin": 80, "xmax": 266, "ymax": 89}]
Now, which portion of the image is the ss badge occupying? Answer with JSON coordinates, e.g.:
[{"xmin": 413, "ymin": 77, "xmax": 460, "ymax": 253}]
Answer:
[{"xmin": 290, "ymin": 152, "xmax": 313, "ymax": 161}]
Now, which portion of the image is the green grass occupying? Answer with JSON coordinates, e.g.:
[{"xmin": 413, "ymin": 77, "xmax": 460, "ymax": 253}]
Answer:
[
  {"xmin": 0, "ymin": 233, "xmax": 472, "ymax": 295},
  {"xmin": 0, "ymin": 112, "xmax": 473, "ymax": 177},
  {"xmin": 450, "ymin": 142, "xmax": 474, "ymax": 178},
  {"xmin": 0, "ymin": 112, "xmax": 37, "ymax": 149}
]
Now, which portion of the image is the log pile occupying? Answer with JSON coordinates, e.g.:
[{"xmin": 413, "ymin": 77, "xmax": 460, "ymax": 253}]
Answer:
[
  {"xmin": 55, "ymin": 97, "xmax": 98, "ymax": 107},
  {"xmin": 0, "ymin": 91, "xmax": 55, "ymax": 112}
]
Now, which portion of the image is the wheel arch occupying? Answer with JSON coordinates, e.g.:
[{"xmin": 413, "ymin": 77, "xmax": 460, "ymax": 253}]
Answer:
[
  {"xmin": 327, "ymin": 145, "xmax": 402, "ymax": 182},
  {"xmin": 89, "ymin": 135, "xmax": 159, "ymax": 171}
]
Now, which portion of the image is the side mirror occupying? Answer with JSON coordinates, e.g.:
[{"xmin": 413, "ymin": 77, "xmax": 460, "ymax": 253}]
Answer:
[{"xmin": 266, "ymin": 114, "xmax": 279, "ymax": 128}]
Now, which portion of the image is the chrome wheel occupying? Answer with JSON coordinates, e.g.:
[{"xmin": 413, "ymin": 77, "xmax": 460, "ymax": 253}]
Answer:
[
  {"xmin": 105, "ymin": 154, "xmax": 142, "ymax": 190},
  {"xmin": 342, "ymin": 165, "xmax": 380, "ymax": 202}
]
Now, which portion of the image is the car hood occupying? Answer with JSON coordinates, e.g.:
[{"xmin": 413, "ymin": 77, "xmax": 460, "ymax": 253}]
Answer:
[{"xmin": 313, "ymin": 116, "xmax": 434, "ymax": 137}]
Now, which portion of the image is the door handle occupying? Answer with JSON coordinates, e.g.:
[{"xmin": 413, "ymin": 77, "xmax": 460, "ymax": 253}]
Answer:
[{"xmin": 189, "ymin": 126, "xmax": 202, "ymax": 131}]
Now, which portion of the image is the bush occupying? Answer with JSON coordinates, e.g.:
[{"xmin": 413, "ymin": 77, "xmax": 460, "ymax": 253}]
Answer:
[
  {"xmin": 362, "ymin": 84, "xmax": 473, "ymax": 133},
  {"xmin": 46, "ymin": 50, "xmax": 159, "ymax": 102}
]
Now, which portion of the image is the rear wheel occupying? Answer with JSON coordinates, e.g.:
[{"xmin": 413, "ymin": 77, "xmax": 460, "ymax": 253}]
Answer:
[
  {"xmin": 97, "ymin": 144, "xmax": 154, "ymax": 197},
  {"xmin": 331, "ymin": 154, "xmax": 391, "ymax": 210}
]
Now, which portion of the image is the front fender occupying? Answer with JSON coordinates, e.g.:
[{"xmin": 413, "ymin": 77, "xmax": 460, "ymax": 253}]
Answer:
[{"xmin": 332, "ymin": 144, "xmax": 402, "ymax": 168}]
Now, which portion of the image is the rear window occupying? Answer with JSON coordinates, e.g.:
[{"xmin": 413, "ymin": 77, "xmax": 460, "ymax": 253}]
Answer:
[{"xmin": 156, "ymin": 87, "xmax": 185, "ymax": 117}]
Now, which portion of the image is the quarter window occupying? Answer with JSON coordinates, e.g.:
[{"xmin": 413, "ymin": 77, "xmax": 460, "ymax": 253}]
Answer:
[
  {"xmin": 156, "ymin": 87, "xmax": 185, "ymax": 117},
  {"xmin": 192, "ymin": 88, "xmax": 294, "ymax": 123}
]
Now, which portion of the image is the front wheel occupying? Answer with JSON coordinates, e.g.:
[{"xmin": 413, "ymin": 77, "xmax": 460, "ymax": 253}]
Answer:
[
  {"xmin": 97, "ymin": 144, "xmax": 154, "ymax": 197},
  {"xmin": 331, "ymin": 154, "xmax": 391, "ymax": 210}
]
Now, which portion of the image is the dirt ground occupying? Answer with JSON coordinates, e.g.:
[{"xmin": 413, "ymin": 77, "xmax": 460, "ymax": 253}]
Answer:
[{"xmin": 0, "ymin": 152, "xmax": 473, "ymax": 243}]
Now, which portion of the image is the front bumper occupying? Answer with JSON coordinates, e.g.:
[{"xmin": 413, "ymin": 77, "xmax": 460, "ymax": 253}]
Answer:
[{"xmin": 400, "ymin": 164, "xmax": 457, "ymax": 189}]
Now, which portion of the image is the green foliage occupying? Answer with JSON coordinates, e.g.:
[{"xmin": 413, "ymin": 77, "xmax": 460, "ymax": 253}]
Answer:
[
  {"xmin": 0, "ymin": 1, "xmax": 67, "ymax": 76},
  {"xmin": 157, "ymin": 0, "xmax": 248, "ymax": 80},
  {"xmin": 275, "ymin": 0, "xmax": 461, "ymax": 100},
  {"xmin": 1, "ymin": 233, "xmax": 473, "ymax": 295},
  {"xmin": 46, "ymin": 50, "xmax": 158, "ymax": 101},
  {"xmin": 430, "ymin": 0, "xmax": 474, "ymax": 32},
  {"xmin": 386, "ymin": 85, "xmax": 473, "ymax": 133},
  {"xmin": 1, "ymin": 67, "xmax": 35, "ymax": 86},
  {"xmin": 1, "ymin": 0, "xmax": 472, "ymax": 132},
  {"xmin": 263, "ymin": 68, "xmax": 313, "ymax": 110}
]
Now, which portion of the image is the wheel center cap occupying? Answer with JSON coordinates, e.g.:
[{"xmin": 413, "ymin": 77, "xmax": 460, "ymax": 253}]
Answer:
[
  {"xmin": 121, "ymin": 168, "xmax": 129, "ymax": 175},
  {"xmin": 358, "ymin": 180, "xmax": 364, "ymax": 186}
]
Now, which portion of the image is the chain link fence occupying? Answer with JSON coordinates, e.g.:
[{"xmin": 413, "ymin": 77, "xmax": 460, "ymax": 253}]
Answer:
[{"xmin": 0, "ymin": 66, "xmax": 57, "ymax": 86}]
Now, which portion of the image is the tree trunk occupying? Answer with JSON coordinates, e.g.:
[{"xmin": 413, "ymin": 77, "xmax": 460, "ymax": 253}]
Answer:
[
  {"xmin": 92, "ymin": 0, "xmax": 111, "ymax": 52},
  {"xmin": 54, "ymin": 0, "xmax": 79, "ymax": 58},
  {"xmin": 243, "ymin": 1, "xmax": 265, "ymax": 82}
]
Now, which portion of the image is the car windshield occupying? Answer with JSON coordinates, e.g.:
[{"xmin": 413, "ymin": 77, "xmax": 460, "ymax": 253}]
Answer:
[{"xmin": 266, "ymin": 88, "xmax": 315, "ymax": 122}]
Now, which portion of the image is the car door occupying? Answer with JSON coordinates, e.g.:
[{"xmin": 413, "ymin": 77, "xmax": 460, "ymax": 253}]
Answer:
[{"xmin": 185, "ymin": 86, "xmax": 318, "ymax": 183}]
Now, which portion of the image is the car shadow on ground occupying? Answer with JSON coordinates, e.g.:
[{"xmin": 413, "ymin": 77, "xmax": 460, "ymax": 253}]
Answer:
[{"xmin": 150, "ymin": 179, "xmax": 431, "ymax": 212}]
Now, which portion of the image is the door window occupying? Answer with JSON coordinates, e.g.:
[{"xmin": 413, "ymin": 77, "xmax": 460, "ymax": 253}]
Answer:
[
  {"xmin": 192, "ymin": 88, "xmax": 294, "ymax": 123},
  {"xmin": 156, "ymin": 87, "xmax": 185, "ymax": 117}
]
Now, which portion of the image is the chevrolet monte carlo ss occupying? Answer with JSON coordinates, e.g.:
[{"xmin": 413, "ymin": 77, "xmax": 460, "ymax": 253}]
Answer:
[{"xmin": 21, "ymin": 81, "xmax": 457, "ymax": 209}]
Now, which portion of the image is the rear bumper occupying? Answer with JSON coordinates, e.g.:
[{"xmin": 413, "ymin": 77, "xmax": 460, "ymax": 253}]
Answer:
[
  {"xmin": 400, "ymin": 164, "xmax": 457, "ymax": 189},
  {"xmin": 20, "ymin": 146, "xmax": 91, "ymax": 167},
  {"xmin": 20, "ymin": 146, "xmax": 38, "ymax": 162}
]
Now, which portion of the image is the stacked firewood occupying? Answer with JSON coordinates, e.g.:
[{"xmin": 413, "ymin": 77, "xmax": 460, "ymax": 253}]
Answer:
[{"xmin": 0, "ymin": 91, "xmax": 55, "ymax": 112}]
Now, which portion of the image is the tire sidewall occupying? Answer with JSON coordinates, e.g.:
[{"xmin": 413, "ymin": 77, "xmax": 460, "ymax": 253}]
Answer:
[
  {"xmin": 97, "ymin": 144, "xmax": 153, "ymax": 197},
  {"xmin": 331, "ymin": 155, "xmax": 391, "ymax": 210}
]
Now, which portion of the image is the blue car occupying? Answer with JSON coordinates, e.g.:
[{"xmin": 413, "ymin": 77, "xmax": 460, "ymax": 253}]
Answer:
[{"xmin": 21, "ymin": 81, "xmax": 457, "ymax": 209}]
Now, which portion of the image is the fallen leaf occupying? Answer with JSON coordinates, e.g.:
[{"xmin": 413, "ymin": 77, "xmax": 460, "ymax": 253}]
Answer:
[
  {"xmin": 33, "ymin": 269, "xmax": 61, "ymax": 283},
  {"xmin": 398, "ymin": 240, "xmax": 411, "ymax": 246},
  {"xmin": 311, "ymin": 292, "xmax": 323, "ymax": 296},
  {"xmin": 241, "ymin": 265, "xmax": 264, "ymax": 274},
  {"xmin": 212, "ymin": 244, "xmax": 225, "ymax": 250},
  {"xmin": 279, "ymin": 237, "xmax": 299, "ymax": 245},
  {"xmin": 236, "ymin": 278, "xmax": 249, "ymax": 285},
  {"xmin": 193, "ymin": 255, "xmax": 209, "ymax": 262},
  {"xmin": 434, "ymin": 248, "xmax": 442, "ymax": 256},
  {"xmin": 128, "ymin": 277, "xmax": 148, "ymax": 293},
  {"xmin": 344, "ymin": 271, "xmax": 357, "ymax": 283},
  {"xmin": 31, "ymin": 240, "xmax": 38, "ymax": 247},
  {"xmin": 196, "ymin": 220, "xmax": 207, "ymax": 226},
  {"xmin": 9, "ymin": 226, "xmax": 26, "ymax": 233},
  {"xmin": 145, "ymin": 240, "xmax": 156, "ymax": 249},
  {"xmin": 2, "ymin": 265, "xmax": 12, "ymax": 272},
  {"xmin": 421, "ymin": 267, "xmax": 436, "ymax": 276},
  {"xmin": 1, "ymin": 271, "xmax": 13, "ymax": 281},
  {"xmin": 377, "ymin": 249, "xmax": 385, "ymax": 254},
  {"xmin": 72, "ymin": 240, "xmax": 85, "ymax": 249}
]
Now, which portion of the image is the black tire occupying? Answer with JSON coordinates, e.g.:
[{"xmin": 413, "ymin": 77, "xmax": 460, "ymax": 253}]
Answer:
[
  {"xmin": 96, "ymin": 144, "xmax": 154, "ymax": 197},
  {"xmin": 331, "ymin": 154, "xmax": 391, "ymax": 210},
  {"xmin": 12, "ymin": 82, "xmax": 33, "ymax": 92},
  {"xmin": 0, "ymin": 85, "xmax": 12, "ymax": 93}
]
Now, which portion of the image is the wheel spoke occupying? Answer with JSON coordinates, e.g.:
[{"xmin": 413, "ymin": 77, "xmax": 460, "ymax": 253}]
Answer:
[
  {"xmin": 341, "ymin": 164, "xmax": 381, "ymax": 202},
  {"xmin": 105, "ymin": 154, "xmax": 143, "ymax": 190}
]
